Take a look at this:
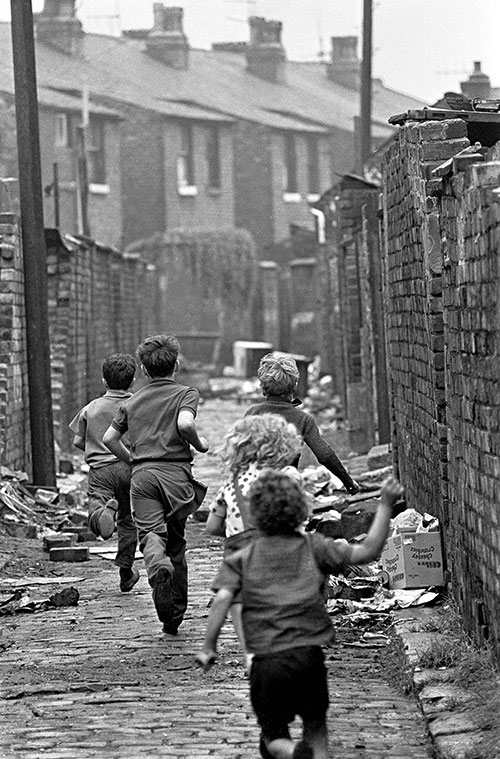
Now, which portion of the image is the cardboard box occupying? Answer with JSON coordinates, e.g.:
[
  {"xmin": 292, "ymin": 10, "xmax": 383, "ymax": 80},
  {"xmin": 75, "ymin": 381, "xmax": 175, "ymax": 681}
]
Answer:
[
  {"xmin": 233, "ymin": 341, "xmax": 273, "ymax": 378},
  {"xmin": 381, "ymin": 531, "xmax": 444, "ymax": 589}
]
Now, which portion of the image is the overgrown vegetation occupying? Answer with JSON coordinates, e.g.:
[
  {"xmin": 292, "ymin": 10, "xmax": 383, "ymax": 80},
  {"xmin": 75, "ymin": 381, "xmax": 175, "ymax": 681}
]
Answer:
[
  {"xmin": 381, "ymin": 601, "xmax": 500, "ymax": 759},
  {"xmin": 127, "ymin": 227, "xmax": 259, "ymax": 366}
]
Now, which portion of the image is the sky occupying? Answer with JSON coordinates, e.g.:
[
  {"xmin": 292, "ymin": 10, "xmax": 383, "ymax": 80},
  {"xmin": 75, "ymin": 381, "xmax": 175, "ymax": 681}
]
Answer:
[{"xmin": 0, "ymin": 0, "xmax": 499, "ymax": 103}]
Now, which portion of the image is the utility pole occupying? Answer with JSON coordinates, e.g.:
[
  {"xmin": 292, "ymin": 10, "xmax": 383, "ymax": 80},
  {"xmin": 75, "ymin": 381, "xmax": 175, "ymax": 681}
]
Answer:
[
  {"xmin": 359, "ymin": 0, "xmax": 373, "ymax": 173},
  {"xmin": 10, "ymin": 0, "xmax": 56, "ymax": 486}
]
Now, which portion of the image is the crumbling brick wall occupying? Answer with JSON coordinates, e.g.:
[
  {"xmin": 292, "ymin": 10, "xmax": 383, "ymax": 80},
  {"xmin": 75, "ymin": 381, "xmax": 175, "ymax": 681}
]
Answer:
[
  {"xmin": 439, "ymin": 146, "xmax": 500, "ymax": 654},
  {"xmin": 0, "ymin": 213, "xmax": 30, "ymax": 472},
  {"xmin": 1, "ymin": 222, "xmax": 153, "ymax": 473},
  {"xmin": 335, "ymin": 177, "xmax": 382, "ymax": 453},
  {"xmin": 382, "ymin": 119, "xmax": 500, "ymax": 663},
  {"xmin": 381, "ymin": 119, "xmax": 469, "ymax": 519}
]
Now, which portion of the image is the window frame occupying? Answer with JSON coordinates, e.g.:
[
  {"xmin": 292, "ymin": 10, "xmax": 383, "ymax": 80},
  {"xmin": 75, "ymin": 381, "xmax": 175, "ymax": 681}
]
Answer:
[
  {"xmin": 306, "ymin": 134, "xmax": 320, "ymax": 195},
  {"xmin": 177, "ymin": 122, "xmax": 196, "ymax": 192},
  {"xmin": 206, "ymin": 125, "xmax": 221, "ymax": 190},
  {"xmin": 86, "ymin": 116, "xmax": 106, "ymax": 185},
  {"xmin": 284, "ymin": 133, "xmax": 298, "ymax": 194},
  {"xmin": 55, "ymin": 113, "xmax": 69, "ymax": 147}
]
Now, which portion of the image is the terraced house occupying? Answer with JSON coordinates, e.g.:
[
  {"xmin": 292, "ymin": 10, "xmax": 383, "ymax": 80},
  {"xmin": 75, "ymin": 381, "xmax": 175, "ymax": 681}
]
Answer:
[{"xmin": 0, "ymin": 0, "xmax": 424, "ymax": 256}]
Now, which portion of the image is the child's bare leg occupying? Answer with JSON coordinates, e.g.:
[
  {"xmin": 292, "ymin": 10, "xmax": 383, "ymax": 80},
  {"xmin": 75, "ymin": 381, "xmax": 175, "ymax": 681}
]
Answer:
[
  {"xmin": 230, "ymin": 604, "xmax": 254, "ymax": 671},
  {"xmin": 303, "ymin": 717, "xmax": 328, "ymax": 758}
]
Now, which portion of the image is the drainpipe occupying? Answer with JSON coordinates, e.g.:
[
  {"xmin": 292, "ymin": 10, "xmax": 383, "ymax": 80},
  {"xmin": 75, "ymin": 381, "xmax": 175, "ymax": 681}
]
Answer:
[{"xmin": 310, "ymin": 207, "xmax": 326, "ymax": 244}]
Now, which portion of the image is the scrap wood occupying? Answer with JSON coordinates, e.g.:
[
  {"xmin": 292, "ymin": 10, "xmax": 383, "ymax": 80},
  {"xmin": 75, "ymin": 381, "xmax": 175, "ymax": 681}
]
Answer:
[{"xmin": 0, "ymin": 575, "xmax": 86, "ymax": 587}]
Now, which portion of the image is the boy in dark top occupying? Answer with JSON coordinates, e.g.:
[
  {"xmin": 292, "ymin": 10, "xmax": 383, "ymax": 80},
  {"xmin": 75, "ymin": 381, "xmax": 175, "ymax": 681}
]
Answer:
[
  {"xmin": 245, "ymin": 352, "xmax": 359, "ymax": 495},
  {"xmin": 196, "ymin": 470, "xmax": 404, "ymax": 759},
  {"xmin": 69, "ymin": 353, "xmax": 139, "ymax": 593},
  {"xmin": 103, "ymin": 334, "xmax": 209, "ymax": 635}
]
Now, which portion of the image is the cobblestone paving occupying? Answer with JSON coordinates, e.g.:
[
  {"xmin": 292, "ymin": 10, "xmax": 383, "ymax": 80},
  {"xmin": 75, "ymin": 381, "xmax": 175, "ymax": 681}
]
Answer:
[{"xmin": 0, "ymin": 399, "xmax": 434, "ymax": 758}]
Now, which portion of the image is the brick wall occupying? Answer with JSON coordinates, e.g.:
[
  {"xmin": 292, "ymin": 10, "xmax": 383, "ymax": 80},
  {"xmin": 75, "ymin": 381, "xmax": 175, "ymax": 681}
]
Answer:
[
  {"xmin": 0, "ymin": 213, "xmax": 30, "ymax": 472},
  {"xmin": 1, "ymin": 222, "xmax": 154, "ymax": 471},
  {"xmin": 381, "ymin": 120, "xmax": 469, "ymax": 518},
  {"xmin": 439, "ymin": 148, "xmax": 500, "ymax": 654},
  {"xmin": 382, "ymin": 118, "xmax": 500, "ymax": 663},
  {"xmin": 335, "ymin": 178, "xmax": 382, "ymax": 452}
]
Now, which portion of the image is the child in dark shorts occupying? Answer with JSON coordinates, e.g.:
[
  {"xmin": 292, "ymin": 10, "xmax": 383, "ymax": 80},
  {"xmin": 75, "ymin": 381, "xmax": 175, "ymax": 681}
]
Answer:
[
  {"xmin": 103, "ymin": 334, "xmax": 209, "ymax": 635},
  {"xmin": 245, "ymin": 352, "xmax": 359, "ymax": 495},
  {"xmin": 196, "ymin": 469, "xmax": 404, "ymax": 759},
  {"xmin": 69, "ymin": 353, "xmax": 139, "ymax": 593}
]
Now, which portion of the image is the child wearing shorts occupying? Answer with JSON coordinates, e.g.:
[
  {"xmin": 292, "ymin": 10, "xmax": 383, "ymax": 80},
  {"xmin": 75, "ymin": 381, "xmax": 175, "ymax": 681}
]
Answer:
[
  {"xmin": 69, "ymin": 353, "xmax": 139, "ymax": 592},
  {"xmin": 196, "ymin": 469, "xmax": 404, "ymax": 759}
]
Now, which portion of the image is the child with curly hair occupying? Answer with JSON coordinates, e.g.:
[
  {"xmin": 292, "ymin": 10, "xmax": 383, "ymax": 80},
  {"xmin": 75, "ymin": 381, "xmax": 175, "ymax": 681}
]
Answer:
[
  {"xmin": 197, "ymin": 470, "xmax": 404, "ymax": 759},
  {"xmin": 245, "ymin": 352, "xmax": 359, "ymax": 495},
  {"xmin": 206, "ymin": 413, "xmax": 303, "ymax": 668}
]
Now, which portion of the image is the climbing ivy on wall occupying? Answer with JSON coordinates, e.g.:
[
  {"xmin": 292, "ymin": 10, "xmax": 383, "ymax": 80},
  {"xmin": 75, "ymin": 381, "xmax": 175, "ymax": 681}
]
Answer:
[
  {"xmin": 131, "ymin": 227, "xmax": 258, "ymax": 309},
  {"xmin": 127, "ymin": 227, "xmax": 259, "ymax": 365}
]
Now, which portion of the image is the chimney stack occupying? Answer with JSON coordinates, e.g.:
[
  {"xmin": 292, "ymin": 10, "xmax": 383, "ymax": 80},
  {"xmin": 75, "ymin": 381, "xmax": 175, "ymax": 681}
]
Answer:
[
  {"xmin": 146, "ymin": 4, "xmax": 189, "ymax": 69},
  {"xmin": 246, "ymin": 17, "xmax": 286, "ymax": 84},
  {"xmin": 327, "ymin": 36, "xmax": 360, "ymax": 90},
  {"xmin": 35, "ymin": 0, "xmax": 84, "ymax": 57},
  {"xmin": 461, "ymin": 61, "xmax": 491, "ymax": 100}
]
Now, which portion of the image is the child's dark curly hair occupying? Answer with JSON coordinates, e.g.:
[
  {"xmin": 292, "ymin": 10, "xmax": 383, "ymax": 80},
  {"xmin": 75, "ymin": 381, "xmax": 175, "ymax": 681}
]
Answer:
[{"xmin": 249, "ymin": 470, "xmax": 308, "ymax": 535}]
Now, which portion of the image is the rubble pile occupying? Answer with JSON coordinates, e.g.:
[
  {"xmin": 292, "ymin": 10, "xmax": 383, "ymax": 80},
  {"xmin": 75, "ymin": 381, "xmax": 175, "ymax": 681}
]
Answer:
[{"xmin": 0, "ymin": 463, "xmax": 89, "ymax": 540}]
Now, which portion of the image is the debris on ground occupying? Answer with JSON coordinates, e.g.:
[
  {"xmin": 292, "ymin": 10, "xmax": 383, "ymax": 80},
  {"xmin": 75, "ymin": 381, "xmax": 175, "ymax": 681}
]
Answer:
[
  {"xmin": 0, "ymin": 585, "xmax": 80, "ymax": 616},
  {"xmin": 0, "ymin": 463, "xmax": 89, "ymax": 540}
]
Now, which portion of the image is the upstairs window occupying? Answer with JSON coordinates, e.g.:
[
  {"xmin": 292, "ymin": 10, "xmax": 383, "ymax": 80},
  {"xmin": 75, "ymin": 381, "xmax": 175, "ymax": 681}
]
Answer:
[
  {"xmin": 87, "ymin": 117, "xmax": 106, "ymax": 185},
  {"xmin": 307, "ymin": 135, "xmax": 320, "ymax": 194},
  {"xmin": 55, "ymin": 113, "xmax": 69, "ymax": 147},
  {"xmin": 284, "ymin": 134, "xmax": 297, "ymax": 193},
  {"xmin": 206, "ymin": 126, "xmax": 221, "ymax": 189},
  {"xmin": 177, "ymin": 123, "xmax": 195, "ymax": 189}
]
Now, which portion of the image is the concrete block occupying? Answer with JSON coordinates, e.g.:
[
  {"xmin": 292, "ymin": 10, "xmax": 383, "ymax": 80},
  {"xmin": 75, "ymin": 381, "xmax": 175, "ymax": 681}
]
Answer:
[
  {"xmin": 43, "ymin": 533, "xmax": 77, "ymax": 552},
  {"xmin": 56, "ymin": 525, "xmax": 94, "ymax": 542},
  {"xmin": 367, "ymin": 444, "xmax": 392, "ymax": 470},
  {"xmin": 49, "ymin": 546, "xmax": 90, "ymax": 562}
]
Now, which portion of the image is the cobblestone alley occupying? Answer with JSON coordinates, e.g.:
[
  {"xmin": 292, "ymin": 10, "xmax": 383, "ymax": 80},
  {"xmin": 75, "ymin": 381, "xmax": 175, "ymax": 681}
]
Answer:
[{"xmin": 0, "ymin": 400, "xmax": 434, "ymax": 758}]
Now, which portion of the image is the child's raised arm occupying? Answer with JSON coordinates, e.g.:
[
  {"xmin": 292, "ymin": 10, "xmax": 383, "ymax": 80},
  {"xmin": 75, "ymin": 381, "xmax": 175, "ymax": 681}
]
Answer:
[
  {"xmin": 349, "ymin": 475, "xmax": 404, "ymax": 566},
  {"xmin": 195, "ymin": 587, "xmax": 234, "ymax": 671}
]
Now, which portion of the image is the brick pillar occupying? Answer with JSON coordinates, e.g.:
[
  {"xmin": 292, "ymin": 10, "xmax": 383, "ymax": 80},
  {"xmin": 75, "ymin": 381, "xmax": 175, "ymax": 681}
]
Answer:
[{"xmin": 0, "ymin": 213, "xmax": 30, "ymax": 473}]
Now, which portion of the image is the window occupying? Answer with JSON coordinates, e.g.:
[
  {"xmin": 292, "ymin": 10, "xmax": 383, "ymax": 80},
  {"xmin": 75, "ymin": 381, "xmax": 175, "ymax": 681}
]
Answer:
[
  {"xmin": 55, "ymin": 113, "xmax": 69, "ymax": 147},
  {"xmin": 206, "ymin": 126, "xmax": 221, "ymax": 189},
  {"xmin": 177, "ymin": 123, "xmax": 195, "ymax": 190},
  {"xmin": 87, "ymin": 117, "xmax": 106, "ymax": 185},
  {"xmin": 306, "ymin": 135, "xmax": 320, "ymax": 194},
  {"xmin": 284, "ymin": 134, "xmax": 297, "ymax": 193}
]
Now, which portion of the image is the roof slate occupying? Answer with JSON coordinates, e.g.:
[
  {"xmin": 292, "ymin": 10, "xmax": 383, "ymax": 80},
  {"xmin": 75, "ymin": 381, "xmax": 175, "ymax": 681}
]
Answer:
[{"xmin": 0, "ymin": 22, "xmax": 426, "ymax": 133}]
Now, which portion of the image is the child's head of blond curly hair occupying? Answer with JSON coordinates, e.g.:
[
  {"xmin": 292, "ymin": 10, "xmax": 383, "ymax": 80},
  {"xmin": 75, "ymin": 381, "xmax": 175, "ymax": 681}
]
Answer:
[{"xmin": 219, "ymin": 413, "xmax": 302, "ymax": 474}]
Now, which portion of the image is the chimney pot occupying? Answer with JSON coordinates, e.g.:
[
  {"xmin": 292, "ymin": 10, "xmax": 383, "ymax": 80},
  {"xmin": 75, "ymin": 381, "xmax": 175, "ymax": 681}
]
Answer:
[
  {"xmin": 147, "ymin": 4, "xmax": 189, "ymax": 69},
  {"xmin": 246, "ymin": 16, "xmax": 286, "ymax": 84},
  {"xmin": 327, "ymin": 36, "xmax": 360, "ymax": 89},
  {"xmin": 461, "ymin": 60, "xmax": 491, "ymax": 100},
  {"xmin": 35, "ymin": 0, "xmax": 84, "ymax": 56}
]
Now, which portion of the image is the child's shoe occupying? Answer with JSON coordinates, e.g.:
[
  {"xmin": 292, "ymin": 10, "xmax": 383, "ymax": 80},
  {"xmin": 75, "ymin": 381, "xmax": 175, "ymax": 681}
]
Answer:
[
  {"xmin": 152, "ymin": 567, "xmax": 173, "ymax": 622},
  {"xmin": 162, "ymin": 622, "xmax": 179, "ymax": 635},
  {"xmin": 97, "ymin": 498, "xmax": 118, "ymax": 539},
  {"xmin": 119, "ymin": 567, "xmax": 140, "ymax": 592}
]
